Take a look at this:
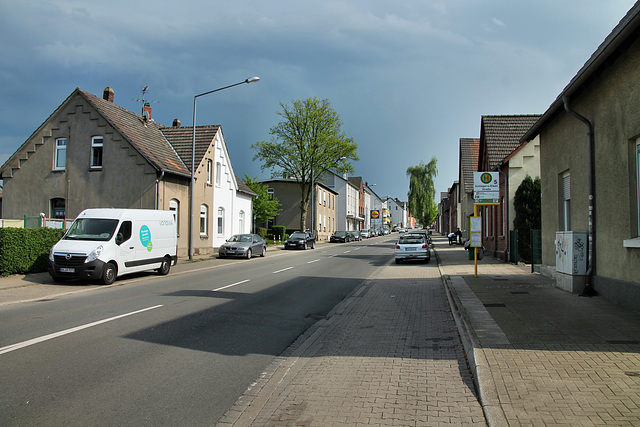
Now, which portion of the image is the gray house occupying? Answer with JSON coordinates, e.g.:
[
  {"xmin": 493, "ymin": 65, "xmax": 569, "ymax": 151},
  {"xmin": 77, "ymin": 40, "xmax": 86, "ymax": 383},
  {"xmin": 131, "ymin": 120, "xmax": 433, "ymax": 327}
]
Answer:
[
  {"xmin": 521, "ymin": 2, "xmax": 640, "ymax": 310},
  {"xmin": 0, "ymin": 87, "xmax": 254, "ymax": 257}
]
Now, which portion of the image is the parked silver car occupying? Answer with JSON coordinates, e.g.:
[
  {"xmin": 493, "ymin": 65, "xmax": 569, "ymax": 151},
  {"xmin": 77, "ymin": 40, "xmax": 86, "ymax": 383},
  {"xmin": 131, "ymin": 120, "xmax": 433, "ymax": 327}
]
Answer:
[
  {"xmin": 218, "ymin": 234, "xmax": 266, "ymax": 259},
  {"xmin": 360, "ymin": 229, "xmax": 371, "ymax": 238},
  {"xmin": 394, "ymin": 234, "xmax": 430, "ymax": 264}
]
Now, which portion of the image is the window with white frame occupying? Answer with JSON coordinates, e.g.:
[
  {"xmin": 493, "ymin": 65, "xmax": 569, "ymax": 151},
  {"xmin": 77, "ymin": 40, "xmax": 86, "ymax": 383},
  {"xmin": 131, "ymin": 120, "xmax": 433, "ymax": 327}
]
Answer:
[
  {"xmin": 54, "ymin": 138, "xmax": 67, "ymax": 170},
  {"xmin": 91, "ymin": 136, "xmax": 103, "ymax": 169},
  {"xmin": 200, "ymin": 204, "xmax": 208, "ymax": 235},
  {"xmin": 207, "ymin": 159, "xmax": 213, "ymax": 185},
  {"xmin": 267, "ymin": 188, "xmax": 274, "ymax": 200},
  {"xmin": 217, "ymin": 207, "xmax": 224, "ymax": 234},
  {"xmin": 215, "ymin": 162, "xmax": 221, "ymax": 186},
  {"xmin": 170, "ymin": 199, "xmax": 179, "ymax": 235},
  {"xmin": 239, "ymin": 210, "xmax": 245, "ymax": 233}
]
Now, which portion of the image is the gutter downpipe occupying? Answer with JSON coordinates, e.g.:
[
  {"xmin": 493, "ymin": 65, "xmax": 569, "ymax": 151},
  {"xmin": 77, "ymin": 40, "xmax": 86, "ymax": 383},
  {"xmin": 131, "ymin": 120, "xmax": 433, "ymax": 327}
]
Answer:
[{"xmin": 562, "ymin": 96, "xmax": 597, "ymax": 296}]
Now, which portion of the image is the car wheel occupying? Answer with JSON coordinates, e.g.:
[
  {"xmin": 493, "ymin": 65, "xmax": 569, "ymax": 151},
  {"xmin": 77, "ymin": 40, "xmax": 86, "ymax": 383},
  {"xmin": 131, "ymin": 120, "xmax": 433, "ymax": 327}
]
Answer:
[
  {"xmin": 425, "ymin": 258, "xmax": 430, "ymax": 264},
  {"xmin": 311, "ymin": 241, "xmax": 315, "ymax": 249},
  {"xmin": 101, "ymin": 262, "xmax": 117, "ymax": 285},
  {"xmin": 303, "ymin": 242, "xmax": 307, "ymax": 250},
  {"xmin": 261, "ymin": 246, "xmax": 266, "ymax": 257},
  {"xmin": 157, "ymin": 256, "xmax": 171, "ymax": 275},
  {"xmin": 395, "ymin": 259, "xmax": 402, "ymax": 264},
  {"xmin": 246, "ymin": 249, "xmax": 252, "ymax": 259}
]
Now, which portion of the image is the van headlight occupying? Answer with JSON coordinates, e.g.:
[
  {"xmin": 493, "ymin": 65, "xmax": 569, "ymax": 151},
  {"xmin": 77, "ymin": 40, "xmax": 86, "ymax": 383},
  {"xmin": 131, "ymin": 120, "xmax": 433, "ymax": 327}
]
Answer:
[
  {"xmin": 49, "ymin": 248, "xmax": 55, "ymax": 262},
  {"xmin": 86, "ymin": 245, "xmax": 104, "ymax": 263}
]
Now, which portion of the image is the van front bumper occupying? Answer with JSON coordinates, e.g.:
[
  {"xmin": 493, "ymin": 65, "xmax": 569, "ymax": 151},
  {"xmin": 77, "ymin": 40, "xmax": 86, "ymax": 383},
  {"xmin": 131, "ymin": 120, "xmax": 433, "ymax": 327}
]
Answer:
[{"xmin": 48, "ymin": 259, "xmax": 106, "ymax": 281}]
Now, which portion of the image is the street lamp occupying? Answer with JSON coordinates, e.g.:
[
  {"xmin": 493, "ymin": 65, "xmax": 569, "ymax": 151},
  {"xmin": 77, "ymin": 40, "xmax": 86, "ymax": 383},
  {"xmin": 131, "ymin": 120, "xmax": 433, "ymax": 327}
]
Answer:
[{"xmin": 189, "ymin": 77, "xmax": 260, "ymax": 260}]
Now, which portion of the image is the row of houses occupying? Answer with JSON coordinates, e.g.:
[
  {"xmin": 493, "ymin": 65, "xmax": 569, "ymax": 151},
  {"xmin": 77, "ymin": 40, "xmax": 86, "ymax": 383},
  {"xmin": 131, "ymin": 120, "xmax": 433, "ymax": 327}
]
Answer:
[
  {"xmin": 261, "ymin": 176, "xmax": 410, "ymax": 242},
  {"xmin": 439, "ymin": 2, "xmax": 640, "ymax": 312},
  {"xmin": 0, "ymin": 86, "xmax": 411, "ymax": 257}
]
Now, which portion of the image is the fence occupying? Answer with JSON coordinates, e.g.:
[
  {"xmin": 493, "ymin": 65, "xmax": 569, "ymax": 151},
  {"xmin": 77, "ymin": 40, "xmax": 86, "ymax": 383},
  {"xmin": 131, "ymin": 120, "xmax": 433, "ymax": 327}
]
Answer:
[
  {"xmin": 531, "ymin": 229, "xmax": 542, "ymax": 273},
  {"xmin": 1, "ymin": 217, "xmax": 69, "ymax": 229}
]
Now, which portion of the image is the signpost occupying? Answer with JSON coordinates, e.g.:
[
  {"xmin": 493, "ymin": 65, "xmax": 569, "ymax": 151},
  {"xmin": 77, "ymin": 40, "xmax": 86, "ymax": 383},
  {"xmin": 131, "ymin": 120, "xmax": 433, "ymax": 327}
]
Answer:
[{"xmin": 472, "ymin": 172, "xmax": 501, "ymax": 277}]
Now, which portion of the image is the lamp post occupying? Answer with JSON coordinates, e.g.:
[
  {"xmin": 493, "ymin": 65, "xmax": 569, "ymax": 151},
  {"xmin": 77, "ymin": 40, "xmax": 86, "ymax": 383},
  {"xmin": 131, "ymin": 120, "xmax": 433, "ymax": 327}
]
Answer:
[{"xmin": 189, "ymin": 77, "xmax": 260, "ymax": 260}]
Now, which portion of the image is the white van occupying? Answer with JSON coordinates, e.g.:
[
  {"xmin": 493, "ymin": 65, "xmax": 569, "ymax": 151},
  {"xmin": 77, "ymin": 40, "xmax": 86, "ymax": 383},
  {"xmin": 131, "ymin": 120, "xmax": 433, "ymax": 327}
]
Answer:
[{"xmin": 48, "ymin": 208, "xmax": 177, "ymax": 285}]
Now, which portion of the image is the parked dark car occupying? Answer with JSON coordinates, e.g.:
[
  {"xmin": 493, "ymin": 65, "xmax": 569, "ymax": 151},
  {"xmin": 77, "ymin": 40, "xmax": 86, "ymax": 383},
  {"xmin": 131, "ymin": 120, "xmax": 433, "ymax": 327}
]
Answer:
[
  {"xmin": 218, "ymin": 234, "xmax": 266, "ymax": 259},
  {"xmin": 348, "ymin": 230, "xmax": 361, "ymax": 241},
  {"xmin": 284, "ymin": 231, "xmax": 315, "ymax": 250},
  {"xmin": 330, "ymin": 231, "xmax": 351, "ymax": 243}
]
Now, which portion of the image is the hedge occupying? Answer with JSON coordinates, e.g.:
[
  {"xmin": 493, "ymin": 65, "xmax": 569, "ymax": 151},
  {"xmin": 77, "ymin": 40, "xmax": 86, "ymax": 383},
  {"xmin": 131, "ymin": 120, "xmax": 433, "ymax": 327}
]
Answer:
[{"xmin": 0, "ymin": 228, "xmax": 65, "ymax": 276}]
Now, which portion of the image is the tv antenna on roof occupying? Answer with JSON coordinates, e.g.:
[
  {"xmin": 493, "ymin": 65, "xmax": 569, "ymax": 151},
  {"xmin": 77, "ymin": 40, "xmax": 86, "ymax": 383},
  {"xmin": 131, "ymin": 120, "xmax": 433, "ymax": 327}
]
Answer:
[{"xmin": 133, "ymin": 86, "xmax": 159, "ymax": 118}]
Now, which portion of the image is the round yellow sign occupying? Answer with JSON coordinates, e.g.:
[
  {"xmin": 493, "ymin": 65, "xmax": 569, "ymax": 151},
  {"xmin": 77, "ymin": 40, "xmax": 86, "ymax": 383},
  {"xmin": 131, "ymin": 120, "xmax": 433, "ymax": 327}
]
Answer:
[{"xmin": 371, "ymin": 210, "xmax": 380, "ymax": 219}]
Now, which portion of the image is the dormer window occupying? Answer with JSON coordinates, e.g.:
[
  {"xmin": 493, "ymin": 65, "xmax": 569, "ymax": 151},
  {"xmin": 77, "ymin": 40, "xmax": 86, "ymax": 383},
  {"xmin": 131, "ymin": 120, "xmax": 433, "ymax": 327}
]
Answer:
[{"xmin": 91, "ymin": 136, "xmax": 103, "ymax": 169}]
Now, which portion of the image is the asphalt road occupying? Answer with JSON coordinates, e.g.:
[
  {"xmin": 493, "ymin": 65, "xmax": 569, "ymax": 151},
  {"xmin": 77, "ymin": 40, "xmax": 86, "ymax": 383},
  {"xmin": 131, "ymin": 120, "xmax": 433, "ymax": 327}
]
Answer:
[{"xmin": 0, "ymin": 236, "xmax": 395, "ymax": 426}]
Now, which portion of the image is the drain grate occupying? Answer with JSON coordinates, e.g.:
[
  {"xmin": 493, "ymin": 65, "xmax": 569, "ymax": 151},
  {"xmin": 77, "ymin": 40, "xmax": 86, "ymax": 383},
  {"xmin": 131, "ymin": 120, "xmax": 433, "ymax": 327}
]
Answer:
[
  {"xmin": 484, "ymin": 303, "xmax": 506, "ymax": 308},
  {"xmin": 510, "ymin": 291, "xmax": 530, "ymax": 295}
]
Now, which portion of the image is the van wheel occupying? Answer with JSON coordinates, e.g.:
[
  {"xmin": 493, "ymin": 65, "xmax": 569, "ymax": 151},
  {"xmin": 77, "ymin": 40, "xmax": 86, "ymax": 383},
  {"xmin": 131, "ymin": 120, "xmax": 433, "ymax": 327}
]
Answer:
[
  {"xmin": 101, "ymin": 262, "xmax": 117, "ymax": 285},
  {"xmin": 158, "ymin": 257, "xmax": 171, "ymax": 275},
  {"xmin": 246, "ymin": 249, "xmax": 252, "ymax": 259}
]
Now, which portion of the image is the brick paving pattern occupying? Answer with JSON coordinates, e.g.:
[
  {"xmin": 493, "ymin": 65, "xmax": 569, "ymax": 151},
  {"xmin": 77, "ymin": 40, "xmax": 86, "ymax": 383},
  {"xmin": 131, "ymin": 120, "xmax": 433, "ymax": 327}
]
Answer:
[{"xmin": 224, "ymin": 255, "xmax": 486, "ymax": 426}]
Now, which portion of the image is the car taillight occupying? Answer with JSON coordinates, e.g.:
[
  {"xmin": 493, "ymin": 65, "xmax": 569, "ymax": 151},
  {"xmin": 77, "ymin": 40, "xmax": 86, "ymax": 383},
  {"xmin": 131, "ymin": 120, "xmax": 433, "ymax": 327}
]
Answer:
[
  {"xmin": 422, "ymin": 244, "xmax": 428, "ymax": 248},
  {"xmin": 395, "ymin": 245, "xmax": 400, "ymax": 249}
]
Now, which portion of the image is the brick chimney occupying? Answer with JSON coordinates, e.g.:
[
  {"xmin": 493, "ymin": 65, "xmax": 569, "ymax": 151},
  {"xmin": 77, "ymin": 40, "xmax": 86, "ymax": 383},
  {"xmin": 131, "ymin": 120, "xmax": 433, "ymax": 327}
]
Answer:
[
  {"xmin": 143, "ymin": 102, "xmax": 152, "ymax": 121},
  {"xmin": 172, "ymin": 118, "xmax": 181, "ymax": 128},
  {"xmin": 103, "ymin": 87, "xmax": 114, "ymax": 103}
]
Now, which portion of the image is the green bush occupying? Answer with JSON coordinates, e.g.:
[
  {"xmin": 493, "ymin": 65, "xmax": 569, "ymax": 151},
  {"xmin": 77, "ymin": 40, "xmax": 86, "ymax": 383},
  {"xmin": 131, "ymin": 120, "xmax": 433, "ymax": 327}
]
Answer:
[
  {"xmin": 0, "ymin": 227, "xmax": 65, "ymax": 276},
  {"xmin": 271, "ymin": 226, "xmax": 286, "ymax": 239},
  {"xmin": 256, "ymin": 227, "xmax": 267, "ymax": 240}
]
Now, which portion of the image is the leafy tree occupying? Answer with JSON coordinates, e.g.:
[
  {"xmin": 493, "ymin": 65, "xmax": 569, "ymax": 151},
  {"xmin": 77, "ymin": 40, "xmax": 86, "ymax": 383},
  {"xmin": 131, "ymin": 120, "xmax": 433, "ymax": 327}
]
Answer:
[
  {"xmin": 252, "ymin": 97, "xmax": 358, "ymax": 230},
  {"xmin": 513, "ymin": 175, "xmax": 541, "ymax": 262},
  {"xmin": 406, "ymin": 158, "xmax": 438, "ymax": 227},
  {"xmin": 242, "ymin": 175, "xmax": 282, "ymax": 230}
]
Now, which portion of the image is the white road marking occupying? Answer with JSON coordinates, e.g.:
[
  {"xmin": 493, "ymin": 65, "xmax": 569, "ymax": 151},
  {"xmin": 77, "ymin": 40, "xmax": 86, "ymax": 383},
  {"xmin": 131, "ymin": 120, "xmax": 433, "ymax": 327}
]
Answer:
[
  {"xmin": 273, "ymin": 267, "xmax": 294, "ymax": 274},
  {"xmin": 213, "ymin": 280, "xmax": 249, "ymax": 292},
  {"xmin": 307, "ymin": 259, "xmax": 320, "ymax": 264},
  {"xmin": 343, "ymin": 250, "xmax": 352, "ymax": 253},
  {"xmin": 0, "ymin": 305, "xmax": 164, "ymax": 356}
]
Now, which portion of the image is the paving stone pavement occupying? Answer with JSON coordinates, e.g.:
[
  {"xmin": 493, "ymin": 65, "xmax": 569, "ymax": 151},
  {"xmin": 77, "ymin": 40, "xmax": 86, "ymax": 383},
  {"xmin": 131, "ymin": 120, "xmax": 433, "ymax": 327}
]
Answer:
[
  {"xmin": 437, "ymin": 237, "xmax": 640, "ymax": 426},
  {"xmin": 220, "ymin": 245, "xmax": 486, "ymax": 426}
]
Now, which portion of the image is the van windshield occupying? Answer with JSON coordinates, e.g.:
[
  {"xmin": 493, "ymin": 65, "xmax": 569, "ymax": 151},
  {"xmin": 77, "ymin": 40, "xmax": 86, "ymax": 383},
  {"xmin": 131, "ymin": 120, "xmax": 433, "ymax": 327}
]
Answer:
[{"xmin": 63, "ymin": 218, "xmax": 119, "ymax": 241}]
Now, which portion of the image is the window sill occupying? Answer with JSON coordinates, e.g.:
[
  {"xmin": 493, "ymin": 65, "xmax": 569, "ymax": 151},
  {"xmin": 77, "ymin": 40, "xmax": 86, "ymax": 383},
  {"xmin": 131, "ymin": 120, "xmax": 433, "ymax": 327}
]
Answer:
[
  {"xmin": 89, "ymin": 167, "xmax": 102, "ymax": 171},
  {"xmin": 623, "ymin": 237, "xmax": 640, "ymax": 248}
]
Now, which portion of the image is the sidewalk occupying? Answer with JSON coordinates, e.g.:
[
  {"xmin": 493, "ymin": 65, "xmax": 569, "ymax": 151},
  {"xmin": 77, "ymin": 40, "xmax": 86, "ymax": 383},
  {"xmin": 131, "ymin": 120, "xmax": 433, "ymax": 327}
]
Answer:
[
  {"xmin": 220, "ymin": 235, "xmax": 640, "ymax": 426},
  {"xmin": 437, "ymin": 236, "xmax": 640, "ymax": 426}
]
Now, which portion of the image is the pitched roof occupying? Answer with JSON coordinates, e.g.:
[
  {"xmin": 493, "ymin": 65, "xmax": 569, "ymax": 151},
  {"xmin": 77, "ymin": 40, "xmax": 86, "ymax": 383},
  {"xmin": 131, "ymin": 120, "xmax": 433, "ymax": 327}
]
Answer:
[
  {"xmin": 480, "ymin": 115, "xmax": 541, "ymax": 170},
  {"xmin": 522, "ymin": 2, "xmax": 640, "ymax": 142},
  {"xmin": 160, "ymin": 125, "xmax": 220, "ymax": 172},
  {"xmin": 79, "ymin": 89, "xmax": 191, "ymax": 177},
  {"xmin": 459, "ymin": 138, "xmax": 480, "ymax": 194},
  {"xmin": 235, "ymin": 175, "xmax": 257, "ymax": 197}
]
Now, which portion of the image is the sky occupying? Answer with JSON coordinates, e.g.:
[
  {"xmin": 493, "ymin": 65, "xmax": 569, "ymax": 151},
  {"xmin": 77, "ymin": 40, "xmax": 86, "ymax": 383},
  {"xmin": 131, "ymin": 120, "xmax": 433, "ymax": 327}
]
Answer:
[{"xmin": 0, "ymin": 0, "xmax": 636, "ymax": 201}]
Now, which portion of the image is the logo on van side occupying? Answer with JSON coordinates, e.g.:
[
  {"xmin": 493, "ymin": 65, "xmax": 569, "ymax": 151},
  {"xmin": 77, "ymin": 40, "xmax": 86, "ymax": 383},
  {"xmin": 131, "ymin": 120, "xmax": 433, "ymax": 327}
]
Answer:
[{"xmin": 140, "ymin": 225, "xmax": 153, "ymax": 252}]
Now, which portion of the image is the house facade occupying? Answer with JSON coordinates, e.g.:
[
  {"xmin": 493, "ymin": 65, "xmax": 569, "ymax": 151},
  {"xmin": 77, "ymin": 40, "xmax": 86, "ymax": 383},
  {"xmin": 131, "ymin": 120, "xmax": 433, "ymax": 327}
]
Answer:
[
  {"xmin": 477, "ymin": 115, "xmax": 541, "ymax": 261},
  {"xmin": 458, "ymin": 138, "xmax": 480, "ymax": 242},
  {"xmin": 0, "ymin": 87, "xmax": 253, "ymax": 257},
  {"xmin": 521, "ymin": 2, "xmax": 640, "ymax": 309},
  {"xmin": 260, "ymin": 179, "xmax": 337, "ymax": 241},
  {"xmin": 319, "ymin": 172, "xmax": 359, "ymax": 231}
]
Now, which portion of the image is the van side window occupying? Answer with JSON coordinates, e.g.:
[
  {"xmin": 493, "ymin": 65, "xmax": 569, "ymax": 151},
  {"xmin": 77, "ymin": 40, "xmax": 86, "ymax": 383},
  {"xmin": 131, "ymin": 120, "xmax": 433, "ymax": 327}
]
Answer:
[{"xmin": 116, "ymin": 221, "xmax": 132, "ymax": 245}]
